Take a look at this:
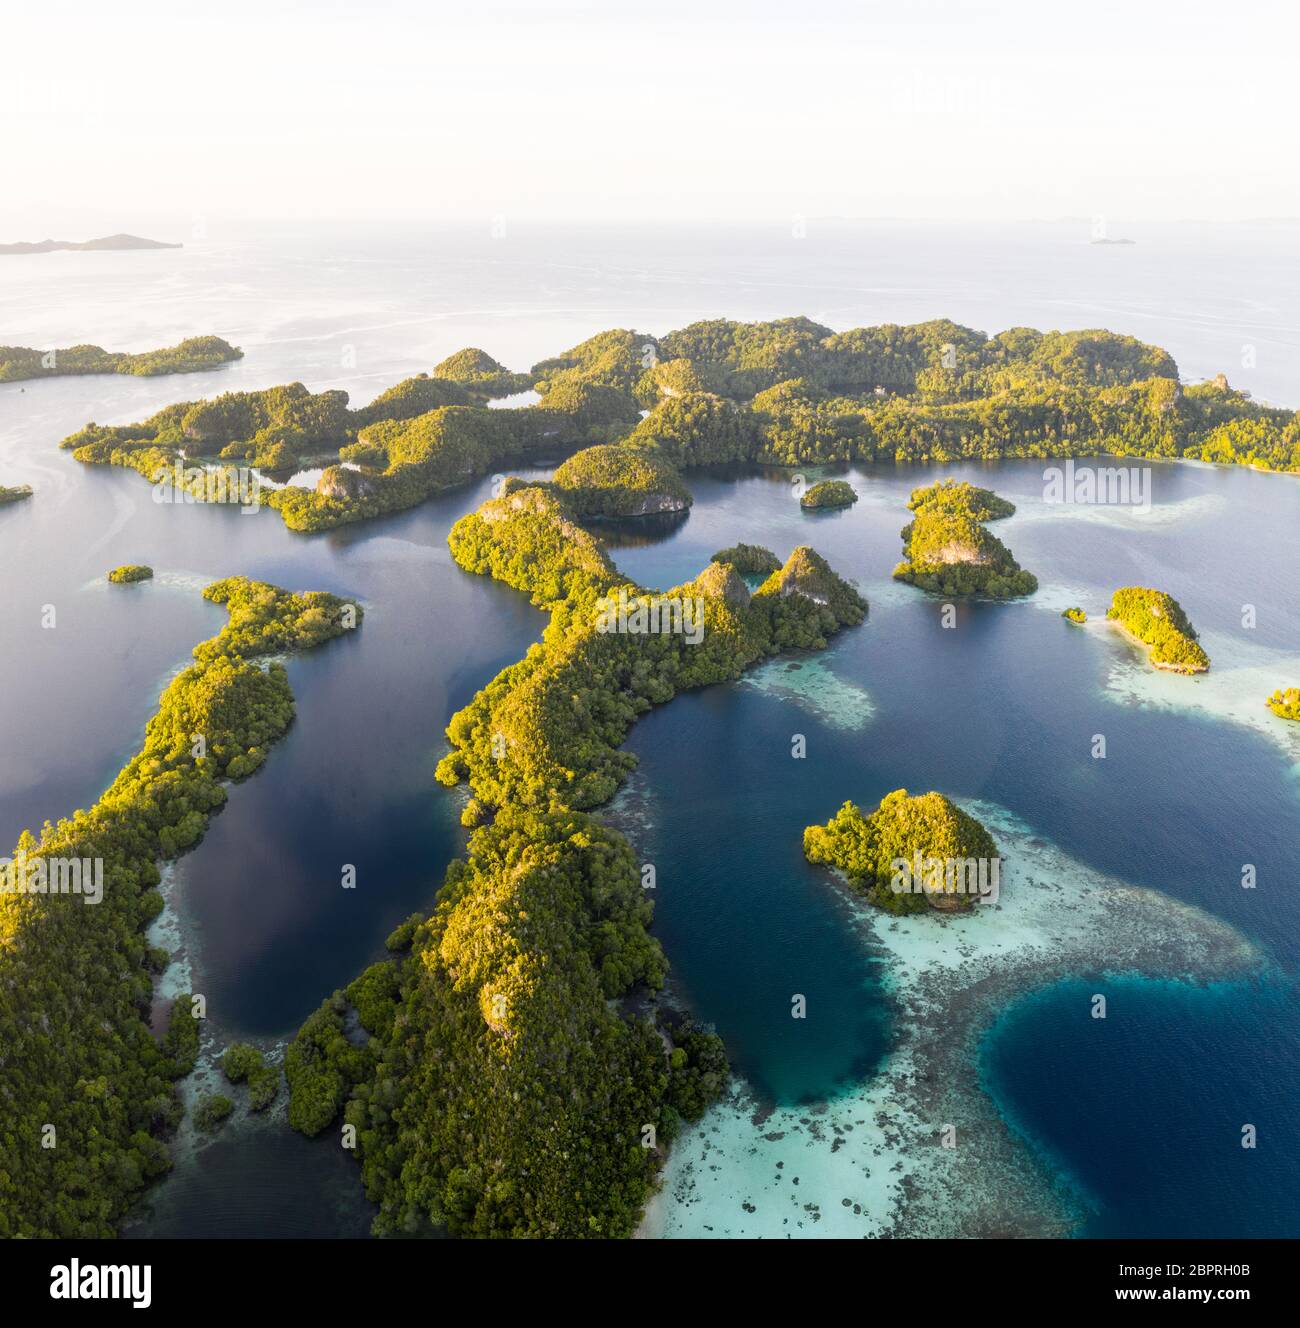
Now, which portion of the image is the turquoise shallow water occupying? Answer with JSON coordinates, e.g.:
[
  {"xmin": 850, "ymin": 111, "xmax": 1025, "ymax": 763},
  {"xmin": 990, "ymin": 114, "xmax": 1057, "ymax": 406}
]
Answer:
[{"xmin": 615, "ymin": 461, "xmax": 1300, "ymax": 1234}]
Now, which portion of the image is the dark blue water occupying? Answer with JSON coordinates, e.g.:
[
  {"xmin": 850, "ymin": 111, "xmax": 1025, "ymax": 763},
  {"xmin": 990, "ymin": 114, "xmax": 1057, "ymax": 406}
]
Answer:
[
  {"xmin": 981, "ymin": 976, "xmax": 1300, "ymax": 1237},
  {"xmin": 5, "ymin": 223, "xmax": 1299, "ymax": 1238},
  {"xmin": 0, "ymin": 458, "xmax": 550, "ymax": 1236},
  {"xmin": 5, "ymin": 443, "xmax": 1298, "ymax": 1236},
  {"xmin": 613, "ymin": 458, "xmax": 1300, "ymax": 1235}
]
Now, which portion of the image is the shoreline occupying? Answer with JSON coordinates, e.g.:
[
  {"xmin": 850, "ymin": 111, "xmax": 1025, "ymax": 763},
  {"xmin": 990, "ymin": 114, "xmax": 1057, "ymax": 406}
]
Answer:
[{"xmin": 1105, "ymin": 617, "xmax": 1209, "ymax": 674}]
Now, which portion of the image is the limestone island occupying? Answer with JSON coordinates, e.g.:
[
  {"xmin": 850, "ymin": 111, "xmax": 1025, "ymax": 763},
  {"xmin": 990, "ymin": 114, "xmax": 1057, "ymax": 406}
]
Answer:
[
  {"xmin": 1106, "ymin": 586, "xmax": 1209, "ymax": 673},
  {"xmin": 1, "ymin": 336, "xmax": 241, "ymax": 384},
  {"xmin": 804, "ymin": 789, "xmax": 1002, "ymax": 914},
  {"xmin": 0, "ymin": 484, "xmax": 34, "ymax": 505},
  {"xmin": 1062, "ymin": 606, "xmax": 1087, "ymax": 623},
  {"xmin": 551, "ymin": 442, "xmax": 692, "ymax": 516},
  {"xmin": 107, "ymin": 564, "xmax": 153, "ymax": 584},
  {"xmin": 893, "ymin": 479, "xmax": 1037, "ymax": 598},
  {"xmin": 1266, "ymin": 687, "xmax": 1300, "ymax": 721},
  {"xmin": 710, "ymin": 543, "xmax": 782, "ymax": 576},
  {"xmin": 0, "ymin": 233, "xmax": 182, "ymax": 255},
  {"xmin": 801, "ymin": 478, "xmax": 858, "ymax": 510}
]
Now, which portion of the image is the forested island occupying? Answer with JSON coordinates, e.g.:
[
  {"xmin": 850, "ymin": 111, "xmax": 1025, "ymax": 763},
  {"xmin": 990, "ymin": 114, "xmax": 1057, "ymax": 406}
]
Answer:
[
  {"xmin": 801, "ymin": 478, "xmax": 858, "ymax": 509},
  {"xmin": 0, "ymin": 484, "xmax": 33, "ymax": 505},
  {"xmin": 283, "ymin": 483, "xmax": 867, "ymax": 1237},
  {"xmin": 58, "ymin": 318, "xmax": 1300, "ymax": 535},
  {"xmin": 1063, "ymin": 607, "xmax": 1087, "ymax": 623},
  {"xmin": 710, "ymin": 543, "xmax": 782, "ymax": 575},
  {"xmin": 107, "ymin": 564, "xmax": 153, "ymax": 583},
  {"xmin": 552, "ymin": 443, "xmax": 693, "ymax": 516},
  {"xmin": 893, "ymin": 479, "xmax": 1037, "ymax": 598},
  {"xmin": 1107, "ymin": 586, "xmax": 1209, "ymax": 673},
  {"xmin": 0, "ymin": 578, "xmax": 360, "ymax": 1237},
  {"xmin": 804, "ymin": 790, "xmax": 1002, "ymax": 914},
  {"xmin": 1266, "ymin": 687, "xmax": 1300, "ymax": 720},
  {"xmin": 1, "ymin": 336, "xmax": 241, "ymax": 383},
  {"xmin": 220, "ymin": 1043, "xmax": 279, "ymax": 1112}
]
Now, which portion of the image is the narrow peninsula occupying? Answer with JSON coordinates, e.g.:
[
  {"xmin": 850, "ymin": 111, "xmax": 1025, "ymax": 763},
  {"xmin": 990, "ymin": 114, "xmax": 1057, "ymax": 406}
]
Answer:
[
  {"xmin": 283, "ymin": 481, "xmax": 867, "ymax": 1238},
  {"xmin": 0, "ymin": 578, "xmax": 360, "ymax": 1237}
]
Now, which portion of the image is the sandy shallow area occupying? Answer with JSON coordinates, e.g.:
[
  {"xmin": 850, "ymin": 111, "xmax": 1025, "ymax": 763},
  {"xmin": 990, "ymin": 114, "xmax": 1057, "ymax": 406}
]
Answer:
[
  {"xmin": 1097, "ymin": 623, "xmax": 1300, "ymax": 765},
  {"xmin": 741, "ymin": 654, "xmax": 875, "ymax": 731},
  {"xmin": 638, "ymin": 800, "xmax": 1261, "ymax": 1239}
]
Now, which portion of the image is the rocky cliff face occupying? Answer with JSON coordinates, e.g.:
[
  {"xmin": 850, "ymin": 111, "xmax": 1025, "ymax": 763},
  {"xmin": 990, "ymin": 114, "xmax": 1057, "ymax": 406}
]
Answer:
[
  {"xmin": 933, "ymin": 539, "xmax": 990, "ymax": 565},
  {"xmin": 692, "ymin": 561, "xmax": 751, "ymax": 606},
  {"xmin": 316, "ymin": 465, "xmax": 376, "ymax": 500},
  {"xmin": 620, "ymin": 490, "xmax": 690, "ymax": 515}
]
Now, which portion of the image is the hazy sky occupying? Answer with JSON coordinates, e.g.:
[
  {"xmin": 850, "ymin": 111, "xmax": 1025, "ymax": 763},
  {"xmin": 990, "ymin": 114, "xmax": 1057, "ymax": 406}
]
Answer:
[{"xmin": 4, "ymin": 0, "xmax": 1297, "ymax": 234}]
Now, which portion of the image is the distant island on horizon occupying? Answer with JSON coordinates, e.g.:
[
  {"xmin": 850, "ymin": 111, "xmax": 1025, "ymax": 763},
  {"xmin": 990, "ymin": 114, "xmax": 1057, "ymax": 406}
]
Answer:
[{"xmin": 0, "ymin": 233, "xmax": 181, "ymax": 256}]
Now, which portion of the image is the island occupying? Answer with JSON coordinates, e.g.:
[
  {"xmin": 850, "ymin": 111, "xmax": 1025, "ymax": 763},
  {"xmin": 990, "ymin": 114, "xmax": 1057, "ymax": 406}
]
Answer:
[
  {"xmin": 801, "ymin": 478, "xmax": 858, "ymax": 509},
  {"xmin": 1266, "ymin": 687, "xmax": 1300, "ymax": 721},
  {"xmin": 804, "ymin": 789, "xmax": 1002, "ymax": 914},
  {"xmin": 910, "ymin": 478, "xmax": 1016, "ymax": 521},
  {"xmin": 1062, "ymin": 607, "xmax": 1087, "ymax": 623},
  {"xmin": 1106, "ymin": 586, "xmax": 1209, "ymax": 673},
  {"xmin": 0, "ymin": 578, "xmax": 360, "ymax": 1237},
  {"xmin": 107, "ymin": 564, "xmax": 153, "ymax": 584},
  {"xmin": 893, "ymin": 479, "xmax": 1037, "ymax": 598},
  {"xmin": 0, "ymin": 483, "xmax": 33, "ymax": 505},
  {"xmin": 0, "ymin": 233, "xmax": 182, "ymax": 255},
  {"xmin": 220, "ymin": 1043, "xmax": 280, "ymax": 1111},
  {"xmin": 283, "ymin": 482, "xmax": 866, "ymax": 1238},
  {"xmin": 551, "ymin": 442, "xmax": 693, "ymax": 516},
  {"xmin": 710, "ymin": 543, "xmax": 782, "ymax": 576},
  {"xmin": 193, "ymin": 1096, "xmax": 234, "ymax": 1133},
  {"xmin": 58, "ymin": 317, "xmax": 1300, "ymax": 536},
  {"xmin": 1, "ymin": 336, "xmax": 242, "ymax": 383}
]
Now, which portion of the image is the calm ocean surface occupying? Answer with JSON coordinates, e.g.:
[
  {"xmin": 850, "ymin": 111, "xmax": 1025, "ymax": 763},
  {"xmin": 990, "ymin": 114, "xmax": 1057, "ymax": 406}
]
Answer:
[{"xmin": 1, "ymin": 221, "xmax": 1296, "ymax": 1236}]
